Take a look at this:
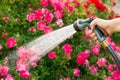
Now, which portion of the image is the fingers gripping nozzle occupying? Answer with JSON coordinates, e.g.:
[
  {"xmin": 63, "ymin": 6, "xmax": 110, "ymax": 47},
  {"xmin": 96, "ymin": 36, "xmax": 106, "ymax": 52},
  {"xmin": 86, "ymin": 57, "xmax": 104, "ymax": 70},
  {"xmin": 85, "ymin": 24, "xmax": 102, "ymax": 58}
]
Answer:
[{"xmin": 73, "ymin": 18, "xmax": 106, "ymax": 42}]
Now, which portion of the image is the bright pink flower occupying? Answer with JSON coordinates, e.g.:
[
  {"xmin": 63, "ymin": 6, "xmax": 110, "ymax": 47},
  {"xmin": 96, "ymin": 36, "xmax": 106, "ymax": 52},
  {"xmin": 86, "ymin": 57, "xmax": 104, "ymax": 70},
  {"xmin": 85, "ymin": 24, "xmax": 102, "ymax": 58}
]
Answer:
[
  {"xmin": 1, "ymin": 33, "xmax": 7, "ymax": 39},
  {"xmin": 4, "ymin": 16, "xmax": 9, "ymax": 22},
  {"xmin": 90, "ymin": 65, "xmax": 98, "ymax": 73},
  {"xmin": 44, "ymin": 13, "xmax": 54, "ymax": 23},
  {"xmin": 112, "ymin": 1, "xmax": 116, "ymax": 6},
  {"xmin": 6, "ymin": 74, "xmax": 14, "ymax": 80},
  {"xmin": 62, "ymin": 44, "xmax": 72, "ymax": 56},
  {"xmin": 37, "ymin": 21, "xmax": 46, "ymax": 30},
  {"xmin": 110, "ymin": 42, "xmax": 117, "ymax": 51},
  {"xmin": 73, "ymin": 67, "xmax": 80, "ymax": 77},
  {"xmin": 97, "ymin": 57, "xmax": 106, "ymax": 67},
  {"xmin": 66, "ymin": 4, "xmax": 74, "ymax": 12},
  {"xmin": 43, "ymin": 26, "xmax": 53, "ymax": 34},
  {"xmin": 40, "ymin": 0, "xmax": 49, "ymax": 7},
  {"xmin": 26, "ymin": 13, "xmax": 36, "ymax": 22},
  {"xmin": 48, "ymin": 52, "xmax": 56, "ymax": 59},
  {"xmin": 54, "ymin": 10, "xmax": 64, "ymax": 19},
  {"xmin": 19, "ymin": 71, "xmax": 31, "ymax": 79},
  {"xmin": 65, "ymin": 77, "xmax": 71, "ymax": 80},
  {"xmin": 83, "ymin": 3, "xmax": 89, "ymax": 8},
  {"xmin": 0, "ymin": 66, "xmax": 9, "ymax": 76},
  {"xmin": 15, "ymin": 18, "xmax": 20, "ymax": 22},
  {"xmin": 56, "ymin": 19, "xmax": 64, "ymax": 27},
  {"xmin": 112, "ymin": 70, "xmax": 120, "ymax": 80},
  {"xmin": 76, "ymin": 52, "xmax": 87, "ymax": 65},
  {"xmin": 107, "ymin": 64, "xmax": 114, "ymax": 72},
  {"xmin": 34, "ymin": 9, "xmax": 42, "ymax": 20},
  {"xmin": 91, "ymin": 44, "xmax": 100, "ymax": 56},
  {"xmin": 0, "ymin": 45, "xmax": 3, "ymax": 50},
  {"xmin": 104, "ymin": 76, "xmax": 113, "ymax": 80},
  {"xmin": 6, "ymin": 37, "xmax": 16, "ymax": 48},
  {"xmin": 106, "ymin": 37, "xmax": 112, "ymax": 44},
  {"xmin": 29, "ymin": 27, "xmax": 36, "ymax": 32}
]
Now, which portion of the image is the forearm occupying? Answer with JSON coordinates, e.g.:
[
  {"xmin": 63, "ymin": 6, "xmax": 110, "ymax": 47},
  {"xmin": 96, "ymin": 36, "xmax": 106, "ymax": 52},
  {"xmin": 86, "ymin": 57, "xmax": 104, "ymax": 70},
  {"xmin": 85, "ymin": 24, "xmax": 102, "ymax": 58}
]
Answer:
[{"xmin": 109, "ymin": 18, "xmax": 120, "ymax": 33}]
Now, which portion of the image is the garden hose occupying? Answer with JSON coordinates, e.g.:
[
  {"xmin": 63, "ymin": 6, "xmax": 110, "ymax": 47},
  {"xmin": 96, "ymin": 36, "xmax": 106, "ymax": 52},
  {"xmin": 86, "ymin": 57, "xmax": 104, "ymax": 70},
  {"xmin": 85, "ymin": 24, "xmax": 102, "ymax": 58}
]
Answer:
[{"xmin": 73, "ymin": 17, "xmax": 120, "ymax": 70}]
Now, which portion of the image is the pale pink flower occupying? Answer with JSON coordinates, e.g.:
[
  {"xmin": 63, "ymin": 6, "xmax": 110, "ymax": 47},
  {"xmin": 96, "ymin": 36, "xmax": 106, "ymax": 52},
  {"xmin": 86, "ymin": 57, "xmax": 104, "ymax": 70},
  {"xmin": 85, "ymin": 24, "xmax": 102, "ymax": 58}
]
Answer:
[
  {"xmin": 65, "ymin": 77, "xmax": 71, "ymax": 80},
  {"xmin": 76, "ymin": 52, "xmax": 87, "ymax": 65},
  {"xmin": 40, "ymin": 0, "xmax": 49, "ymax": 7},
  {"xmin": 15, "ymin": 18, "xmax": 20, "ymax": 22},
  {"xmin": 62, "ymin": 44, "xmax": 72, "ymax": 56},
  {"xmin": 1, "ymin": 33, "xmax": 7, "ymax": 38},
  {"xmin": 26, "ymin": 13, "xmax": 36, "ymax": 22},
  {"xmin": 59, "ymin": 78, "xmax": 63, "ymax": 80},
  {"xmin": 43, "ymin": 26, "xmax": 53, "ymax": 34},
  {"xmin": 42, "ymin": 8, "xmax": 51, "ymax": 17},
  {"xmin": 54, "ymin": 10, "xmax": 64, "ymax": 19},
  {"xmin": 16, "ymin": 63, "xmax": 29, "ymax": 72},
  {"xmin": 84, "ymin": 49, "xmax": 90, "ymax": 58},
  {"xmin": 37, "ymin": 21, "xmax": 46, "ymax": 30},
  {"xmin": 56, "ymin": 19, "xmax": 64, "ymax": 27},
  {"xmin": 84, "ymin": 27, "xmax": 90, "ymax": 37},
  {"xmin": 29, "ymin": 55, "xmax": 40, "ymax": 63},
  {"xmin": 29, "ymin": 27, "xmax": 36, "ymax": 32},
  {"xmin": 0, "ymin": 45, "xmax": 3, "ymax": 50},
  {"xmin": 107, "ymin": 64, "xmax": 114, "ymax": 72},
  {"xmin": 104, "ymin": 76, "xmax": 113, "ymax": 80},
  {"xmin": 6, "ymin": 37, "xmax": 16, "ymax": 48},
  {"xmin": 0, "ymin": 66, "xmax": 9, "ymax": 76},
  {"xmin": 6, "ymin": 74, "xmax": 14, "ymax": 80},
  {"xmin": 83, "ymin": 60, "xmax": 90, "ymax": 67},
  {"xmin": 44, "ymin": 13, "xmax": 54, "ymax": 23},
  {"xmin": 90, "ymin": 65, "xmax": 98, "ymax": 73},
  {"xmin": 4, "ymin": 16, "xmax": 9, "ymax": 22},
  {"xmin": 48, "ymin": 52, "xmax": 56, "ymax": 59},
  {"xmin": 73, "ymin": 67, "xmax": 80, "ymax": 77},
  {"xmin": 19, "ymin": 71, "xmax": 31, "ymax": 79},
  {"xmin": 91, "ymin": 44, "xmax": 100, "ymax": 56},
  {"xmin": 31, "ymin": 62, "xmax": 37, "ymax": 68},
  {"xmin": 97, "ymin": 57, "xmax": 106, "ymax": 67},
  {"xmin": 34, "ymin": 9, "xmax": 42, "ymax": 20}
]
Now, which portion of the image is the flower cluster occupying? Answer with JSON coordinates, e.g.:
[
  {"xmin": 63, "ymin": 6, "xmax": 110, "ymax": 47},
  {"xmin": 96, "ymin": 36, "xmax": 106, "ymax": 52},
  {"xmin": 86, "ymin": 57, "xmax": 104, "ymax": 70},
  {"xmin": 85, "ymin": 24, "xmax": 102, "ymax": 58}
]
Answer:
[{"xmin": 16, "ymin": 46, "xmax": 40, "ymax": 78}]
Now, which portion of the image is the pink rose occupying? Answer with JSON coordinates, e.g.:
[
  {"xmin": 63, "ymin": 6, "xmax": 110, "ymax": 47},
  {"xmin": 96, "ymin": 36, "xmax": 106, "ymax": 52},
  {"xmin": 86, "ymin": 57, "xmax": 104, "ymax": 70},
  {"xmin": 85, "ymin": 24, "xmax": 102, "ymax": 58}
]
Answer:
[
  {"xmin": 4, "ymin": 16, "xmax": 9, "ymax": 22},
  {"xmin": 1, "ymin": 33, "xmax": 7, "ymax": 38},
  {"xmin": 65, "ymin": 77, "xmax": 71, "ymax": 80},
  {"xmin": 6, "ymin": 37, "xmax": 16, "ymax": 48},
  {"xmin": 0, "ymin": 45, "xmax": 3, "ymax": 50},
  {"xmin": 6, "ymin": 74, "xmax": 14, "ymax": 80},
  {"xmin": 40, "ymin": 0, "xmax": 49, "ymax": 7},
  {"xmin": 16, "ymin": 63, "xmax": 29, "ymax": 72},
  {"xmin": 0, "ymin": 66, "xmax": 9, "ymax": 76},
  {"xmin": 112, "ymin": 70, "xmax": 120, "ymax": 80},
  {"xmin": 66, "ymin": 4, "xmax": 74, "ymax": 12},
  {"xmin": 26, "ymin": 13, "xmax": 36, "ymax": 22},
  {"xmin": 90, "ymin": 65, "xmax": 98, "ymax": 73},
  {"xmin": 97, "ymin": 57, "xmax": 106, "ymax": 67},
  {"xmin": 104, "ymin": 76, "xmax": 113, "ymax": 80},
  {"xmin": 48, "ymin": 52, "xmax": 56, "ymax": 59},
  {"xmin": 54, "ymin": 10, "xmax": 64, "ymax": 19},
  {"xmin": 62, "ymin": 44, "xmax": 72, "ymax": 56},
  {"xmin": 43, "ymin": 26, "xmax": 53, "ymax": 34},
  {"xmin": 56, "ymin": 19, "xmax": 64, "ymax": 27},
  {"xmin": 19, "ymin": 71, "xmax": 31, "ymax": 79},
  {"xmin": 76, "ymin": 52, "xmax": 87, "ymax": 65},
  {"xmin": 73, "ymin": 67, "xmax": 80, "ymax": 77},
  {"xmin": 91, "ymin": 44, "xmax": 100, "ymax": 56},
  {"xmin": 37, "ymin": 21, "xmax": 46, "ymax": 30},
  {"xmin": 44, "ymin": 13, "xmax": 54, "ymax": 23},
  {"xmin": 83, "ymin": 60, "xmax": 90, "ymax": 67},
  {"xmin": 15, "ymin": 18, "xmax": 20, "ymax": 22},
  {"xmin": 107, "ymin": 64, "xmax": 114, "ymax": 72},
  {"xmin": 29, "ymin": 27, "xmax": 36, "ymax": 32},
  {"xmin": 34, "ymin": 9, "xmax": 42, "ymax": 20}
]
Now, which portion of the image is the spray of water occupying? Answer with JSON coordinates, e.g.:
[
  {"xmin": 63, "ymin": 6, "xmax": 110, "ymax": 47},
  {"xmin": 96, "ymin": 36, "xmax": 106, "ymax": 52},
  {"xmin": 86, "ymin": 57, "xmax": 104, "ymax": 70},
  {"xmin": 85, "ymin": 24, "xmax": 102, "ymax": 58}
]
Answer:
[{"xmin": 9, "ymin": 24, "xmax": 76, "ymax": 64}]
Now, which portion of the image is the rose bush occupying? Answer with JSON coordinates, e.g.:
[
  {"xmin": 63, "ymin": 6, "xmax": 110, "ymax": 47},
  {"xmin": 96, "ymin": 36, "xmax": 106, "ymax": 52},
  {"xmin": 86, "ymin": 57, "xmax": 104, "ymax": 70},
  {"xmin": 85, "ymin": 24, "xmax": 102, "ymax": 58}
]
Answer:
[{"xmin": 0, "ymin": 0, "xmax": 120, "ymax": 80}]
